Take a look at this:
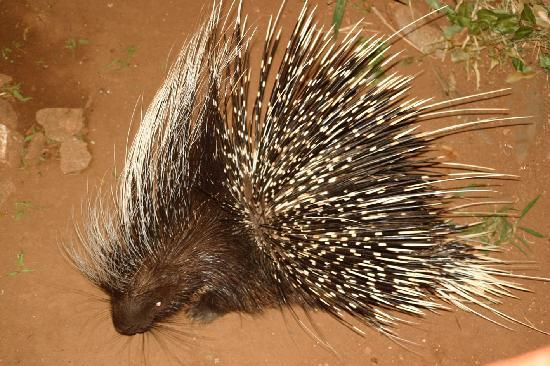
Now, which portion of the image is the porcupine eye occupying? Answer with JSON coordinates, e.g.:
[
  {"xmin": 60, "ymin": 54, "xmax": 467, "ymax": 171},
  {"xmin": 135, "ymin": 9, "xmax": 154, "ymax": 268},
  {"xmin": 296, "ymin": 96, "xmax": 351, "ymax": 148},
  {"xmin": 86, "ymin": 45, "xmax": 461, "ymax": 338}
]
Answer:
[{"xmin": 110, "ymin": 287, "xmax": 174, "ymax": 336}]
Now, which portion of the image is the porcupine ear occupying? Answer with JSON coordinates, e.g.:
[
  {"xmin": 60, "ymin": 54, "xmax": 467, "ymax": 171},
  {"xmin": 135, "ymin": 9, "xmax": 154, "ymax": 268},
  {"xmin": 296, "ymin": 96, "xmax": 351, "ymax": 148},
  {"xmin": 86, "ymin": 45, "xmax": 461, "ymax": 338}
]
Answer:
[
  {"xmin": 66, "ymin": 2, "xmax": 236, "ymax": 293},
  {"xmin": 212, "ymin": 3, "xmax": 548, "ymax": 339}
]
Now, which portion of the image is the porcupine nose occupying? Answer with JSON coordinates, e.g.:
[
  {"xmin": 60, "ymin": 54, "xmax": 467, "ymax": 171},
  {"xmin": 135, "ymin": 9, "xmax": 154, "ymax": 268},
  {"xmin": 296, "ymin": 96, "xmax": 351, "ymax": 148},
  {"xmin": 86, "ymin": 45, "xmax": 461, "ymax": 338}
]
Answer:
[
  {"xmin": 113, "ymin": 318, "xmax": 150, "ymax": 336},
  {"xmin": 111, "ymin": 296, "xmax": 153, "ymax": 336}
]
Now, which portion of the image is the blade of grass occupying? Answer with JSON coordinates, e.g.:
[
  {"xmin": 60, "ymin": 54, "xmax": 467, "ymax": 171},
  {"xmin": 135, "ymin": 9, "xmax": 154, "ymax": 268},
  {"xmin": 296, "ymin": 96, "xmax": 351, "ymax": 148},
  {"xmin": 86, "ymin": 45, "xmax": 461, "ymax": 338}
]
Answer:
[
  {"xmin": 518, "ymin": 226, "xmax": 544, "ymax": 238},
  {"xmin": 333, "ymin": 0, "xmax": 347, "ymax": 36},
  {"xmin": 519, "ymin": 195, "xmax": 540, "ymax": 219},
  {"xmin": 515, "ymin": 236, "xmax": 532, "ymax": 253}
]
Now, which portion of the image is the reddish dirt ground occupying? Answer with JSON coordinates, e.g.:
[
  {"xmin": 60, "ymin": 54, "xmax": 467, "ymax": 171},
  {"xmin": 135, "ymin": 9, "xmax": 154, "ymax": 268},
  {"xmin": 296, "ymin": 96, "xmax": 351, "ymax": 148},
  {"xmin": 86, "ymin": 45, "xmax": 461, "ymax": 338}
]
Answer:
[{"xmin": 1, "ymin": 1, "xmax": 549, "ymax": 365}]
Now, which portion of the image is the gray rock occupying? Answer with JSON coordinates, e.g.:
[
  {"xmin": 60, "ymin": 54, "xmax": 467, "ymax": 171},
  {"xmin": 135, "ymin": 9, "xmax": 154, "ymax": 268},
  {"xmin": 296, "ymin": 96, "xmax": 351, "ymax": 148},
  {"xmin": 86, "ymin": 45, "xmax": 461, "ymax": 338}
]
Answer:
[
  {"xmin": 59, "ymin": 137, "xmax": 91, "ymax": 174},
  {"xmin": 36, "ymin": 108, "xmax": 85, "ymax": 142},
  {"xmin": 0, "ymin": 99, "xmax": 18, "ymax": 130},
  {"xmin": 0, "ymin": 123, "xmax": 23, "ymax": 167}
]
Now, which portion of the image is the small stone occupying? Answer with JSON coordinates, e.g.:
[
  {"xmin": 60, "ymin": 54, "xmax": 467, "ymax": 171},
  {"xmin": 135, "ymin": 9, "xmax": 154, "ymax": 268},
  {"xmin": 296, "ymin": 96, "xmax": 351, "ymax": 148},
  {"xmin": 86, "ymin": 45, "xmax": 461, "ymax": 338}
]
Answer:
[
  {"xmin": 0, "ymin": 99, "xmax": 18, "ymax": 130},
  {"xmin": 0, "ymin": 74, "xmax": 13, "ymax": 89},
  {"xmin": 0, "ymin": 124, "xmax": 23, "ymax": 167},
  {"xmin": 59, "ymin": 137, "xmax": 91, "ymax": 174},
  {"xmin": 0, "ymin": 179, "xmax": 16, "ymax": 207},
  {"xmin": 36, "ymin": 108, "xmax": 85, "ymax": 142}
]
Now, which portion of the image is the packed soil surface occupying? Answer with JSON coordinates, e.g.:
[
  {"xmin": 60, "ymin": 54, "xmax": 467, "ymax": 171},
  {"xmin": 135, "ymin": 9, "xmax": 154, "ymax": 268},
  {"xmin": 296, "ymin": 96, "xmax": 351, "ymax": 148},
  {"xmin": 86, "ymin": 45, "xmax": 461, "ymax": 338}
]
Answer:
[{"xmin": 1, "ymin": 1, "xmax": 549, "ymax": 365}]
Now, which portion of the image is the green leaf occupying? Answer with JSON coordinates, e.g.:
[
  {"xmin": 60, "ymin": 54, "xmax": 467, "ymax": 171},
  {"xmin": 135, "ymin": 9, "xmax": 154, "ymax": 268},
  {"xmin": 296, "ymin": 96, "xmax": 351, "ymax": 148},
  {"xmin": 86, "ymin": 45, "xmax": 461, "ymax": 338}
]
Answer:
[
  {"xmin": 518, "ymin": 226, "xmax": 544, "ymax": 238},
  {"xmin": 494, "ymin": 14, "xmax": 519, "ymax": 34},
  {"xmin": 3, "ymin": 83, "xmax": 32, "ymax": 102},
  {"xmin": 540, "ymin": 54, "xmax": 550, "ymax": 70},
  {"xmin": 12, "ymin": 89, "xmax": 31, "ymax": 102},
  {"xmin": 512, "ymin": 26, "xmax": 533, "ymax": 40},
  {"xmin": 511, "ymin": 57, "xmax": 532, "ymax": 73},
  {"xmin": 16, "ymin": 252, "xmax": 25, "ymax": 266},
  {"xmin": 477, "ymin": 9, "xmax": 499, "ymax": 26},
  {"xmin": 126, "ymin": 45, "xmax": 136, "ymax": 57},
  {"xmin": 65, "ymin": 38, "xmax": 76, "ymax": 50},
  {"xmin": 7, "ymin": 271, "xmax": 18, "ymax": 277},
  {"xmin": 78, "ymin": 38, "xmax": 90, "ymax": 45},
  {"xmin": 20, "ymin": 268, "xmax": 34, "ymax": 273},
  {"xmin": 514, "ymin": 237, "xmax": 530, "ymax": 254},
  {"xmin": 457, "ymin": 3, "xmax": 474, "ymax": 17},
  {"xmin": 332, "ymin": 0, "xmax": 347, "ymax": 35},
  {"xmin": 520, "ymin": 195, "xmax": 540, "ymax": 219},
  {"xmin": 499, "ymin": 218, "xmax": 510, "ymax": 243},
  {"xmin": 455, "ymin": 15, "xmax": 472, "ymax": 29},
  {"xmin": 521, "ymin": 5, "xmax": 536, "ymax": 25}
]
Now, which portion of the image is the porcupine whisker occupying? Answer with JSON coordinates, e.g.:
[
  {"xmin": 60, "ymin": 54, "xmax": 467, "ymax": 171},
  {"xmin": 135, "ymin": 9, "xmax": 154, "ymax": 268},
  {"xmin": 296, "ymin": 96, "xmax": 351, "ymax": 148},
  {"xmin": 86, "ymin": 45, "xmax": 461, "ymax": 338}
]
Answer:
[
  {"xmin": 149, "ymin": 335, "xmax": 188, "ymax": 366},
  {"xmin": 153, "ymin": 324, "xmax": 198, "ymax": 348},
  {"xmin": 158, "ymin": 322, "xmax": 203, "ymax": 341}
]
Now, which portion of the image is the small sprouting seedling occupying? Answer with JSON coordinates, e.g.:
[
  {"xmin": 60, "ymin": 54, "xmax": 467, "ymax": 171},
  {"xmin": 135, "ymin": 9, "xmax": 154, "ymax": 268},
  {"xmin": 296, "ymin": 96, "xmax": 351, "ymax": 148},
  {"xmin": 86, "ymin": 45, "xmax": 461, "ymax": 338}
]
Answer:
[
  {"xmin": 464, "ymin": 195, "xmax": 544, "ymax": 254},
  {"xmin": 1, "ymin": 47, "xmax": 12, "ymax": 60},
  {"xmin": 106, "ymin": 45, "xmax": 137, "ymax": 69},
  {"xmin": 23, "ymin": 126, "xmax": 39, "ymax": 143},
  {"xmin": 6, "ymin": 251, "xmax": 34, "ymax": 277},
  {"xmin": 333, "ymin": 0, "xmax": 347, "ymax": 36},
  {"xmin": 14, "ymin": 200, "xmax": 32, "ymax": 220},
  {"xmin": 1, "ymin": 82, "xmax": 32, "ymax": 102},
  {"xmin": 1, "ymin": 40, "xmax": 24, "ymax": 63},
  {"xmin": 65, "ymin": 38, "xmax": 90, "ymax": 56}
]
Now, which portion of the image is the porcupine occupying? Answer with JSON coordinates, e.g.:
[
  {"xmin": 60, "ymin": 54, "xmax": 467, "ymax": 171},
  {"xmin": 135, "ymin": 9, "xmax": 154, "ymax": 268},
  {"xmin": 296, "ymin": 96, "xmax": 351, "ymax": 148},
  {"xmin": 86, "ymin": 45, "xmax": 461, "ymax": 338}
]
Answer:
[{"xmin": 67, "ymin": 1, "xmax": 546, "ymax": 341}]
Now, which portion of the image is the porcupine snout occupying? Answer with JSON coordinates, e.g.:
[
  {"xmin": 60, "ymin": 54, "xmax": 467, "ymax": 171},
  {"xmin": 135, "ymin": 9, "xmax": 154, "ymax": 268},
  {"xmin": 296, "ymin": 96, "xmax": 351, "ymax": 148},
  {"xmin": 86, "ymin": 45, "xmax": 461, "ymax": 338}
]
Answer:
[{"xmin": 111, "ymin": 293, "xmax": 157, "ymax": 335}]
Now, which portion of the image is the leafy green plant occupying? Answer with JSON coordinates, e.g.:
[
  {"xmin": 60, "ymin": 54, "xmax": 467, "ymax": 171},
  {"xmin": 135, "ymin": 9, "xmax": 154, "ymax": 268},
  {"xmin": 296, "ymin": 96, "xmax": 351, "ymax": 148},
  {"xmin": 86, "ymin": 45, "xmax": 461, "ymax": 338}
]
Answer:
[
  {"xmin": 426, "ymin": 1, "xmax": 550, "ymax": 83},
  {"xmin": 1, "ymin": 47, "xmax": 12, "ymax": 60},
  {"xmin": 6, "ymin": 251, "xmax": 34, "ymax": 277},
  {"xmin": 106, "ymin": 45, "xmax": 137, "ymax": 69},
  {"xmin": 23, "ymin": 126, "xmax": 39, "ymax": 143},
  {"xmin": 65, "ymin": 38, "xmax": 90, "ymax": 56},
  {"xmin": 1, "ymin": 40, "xmax": 24, "ymax": 63},
  {"xmin": 1, "ymin": 82, "xmax": 32, "ymax": 102},
  {"xmin": 464, "ymin": 195, "xmax": 544, "ymax": 254}
]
